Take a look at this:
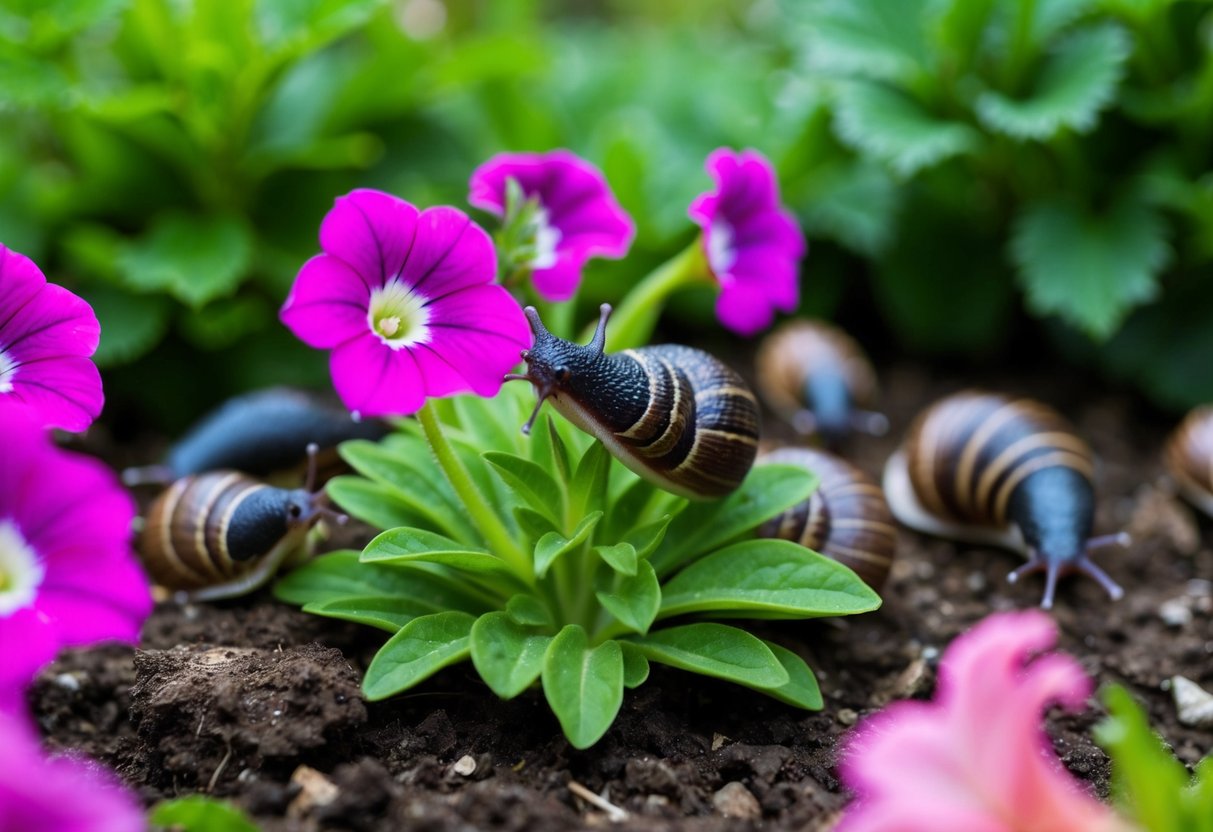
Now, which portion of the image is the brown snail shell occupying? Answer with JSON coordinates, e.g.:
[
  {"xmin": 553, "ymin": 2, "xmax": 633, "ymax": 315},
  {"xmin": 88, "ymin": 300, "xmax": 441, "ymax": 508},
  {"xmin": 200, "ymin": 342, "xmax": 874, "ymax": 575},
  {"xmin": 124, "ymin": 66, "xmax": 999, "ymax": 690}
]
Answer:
[
  {"xmin": 757, "ymin": 447, "xmax": 897, "ymax": 589},
  {"xmin": 1164, "ymin": 406, "xmax": 1213, "ymax": 518}
]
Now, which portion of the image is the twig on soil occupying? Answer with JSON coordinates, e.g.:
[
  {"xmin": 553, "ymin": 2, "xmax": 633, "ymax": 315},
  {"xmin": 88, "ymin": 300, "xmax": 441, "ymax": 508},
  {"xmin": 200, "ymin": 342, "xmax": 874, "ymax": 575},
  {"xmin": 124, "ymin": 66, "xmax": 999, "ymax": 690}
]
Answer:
[
  {"xmin": 207, "ymin": 742, "xmax": 233, "ymax": 793},
  {"xmin": 567, "ymin": 780, "xmax": 628, "ymax": 822}
]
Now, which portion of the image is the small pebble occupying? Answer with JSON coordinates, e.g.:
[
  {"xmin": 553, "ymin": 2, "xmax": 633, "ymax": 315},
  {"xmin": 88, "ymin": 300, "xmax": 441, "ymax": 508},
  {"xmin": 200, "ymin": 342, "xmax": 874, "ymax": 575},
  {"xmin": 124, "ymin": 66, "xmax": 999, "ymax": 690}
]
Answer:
[
  {"xmin": 711, "ymin": 733, "xmax": 729, "ymax": 751},
  {"xmin": 836, "ymin": 708, "xmax": 858, "ymax": 726},
  {"xmin": 287, "ymin": 765, "xmax": 338, "ymax": 817},
  {"xmin": 1159, "ymin": 598, "xmax": 1193, "ymax": 628},
  {"xmin": 966, "ymin": 571, "xmax": 987, "ymax": 592},
  {"xmin": 53, "ymin": 673, "xmax": 81, "ymax": 692},
  {"xmin": 1171, "ymin": 676, "xmax": 1213, "ymax": 728},
  {"xmin": 921, "ymin": 646, "xmax": 939, "ymax": 662},
  {"xmin": 712, "ymin": 782, "xmax": 761, "ymax": 820},
  {"xmin": 452, "ymin": 755, "xmax": 477, "ymax": 776}
]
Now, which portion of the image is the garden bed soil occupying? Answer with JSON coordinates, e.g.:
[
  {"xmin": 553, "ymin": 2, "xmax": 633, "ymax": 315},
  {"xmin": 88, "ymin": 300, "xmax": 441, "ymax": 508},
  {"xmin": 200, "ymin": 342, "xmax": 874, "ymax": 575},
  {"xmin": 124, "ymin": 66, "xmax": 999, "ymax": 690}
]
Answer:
[{"xmin": 30, "ymin": 362, "xmax": 1213, "ymax": 830}]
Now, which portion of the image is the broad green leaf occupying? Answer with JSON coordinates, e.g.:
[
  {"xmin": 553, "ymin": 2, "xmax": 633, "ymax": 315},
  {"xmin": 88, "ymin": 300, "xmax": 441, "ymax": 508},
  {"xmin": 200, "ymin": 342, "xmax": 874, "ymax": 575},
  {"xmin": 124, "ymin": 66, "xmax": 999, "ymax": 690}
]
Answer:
[
  {"xmin": 470, "ymin": 611, "xmax": 550, "ymax": 699},
  {"xmin": 149, "ymin": 795, "xmax": 259, "ymax": 832},
  {"xmin": 454, "ymin": 394, "xmax": 523, "ymax": 456},
  {"xmin": 795, "ymin": 0, "xmax": 936, "ymax": 84},
  {"xmin": 595, "ymin": 542, "xmax": 638, "ymax": 576},
  {"xmin": 930, "ymin": 0, "xmax": 996, "ymax": 72},
  {"xmin": 84, "ymin": 286, "xmax": 170, "ymax": 367},
  {"xmin": 833, "ymin": 80, "xmax": 980, "ymax": 177},
  {"xmin": 506, "ymin": 594, "xmax": 553, "ymax": 627},
  {"xmin": 620, "ymin": 642, "xmax": 650, "ymax": 689},
  {"xmin": 362, "ymin": 528, "xmax": 515, "ymax": 577},
  {"xmin": 533, "ymin": 511, "xmax": 603, "ymax": 578},
  {"xmin": 570, "ymin": 441, "xmax": 611, "ymax": 516},
  {"xmin": 1012, "ymin": 194, "xmax": 1170, "ymax": 338},
  {"xmin": 753, "ymin": 642, "xmax": 823, "ymax": 709},
  {"xmin": 274, "ymin": 550, "xmax": 484, "ymax": 613},
  {"xmin": 255, "ymin": 0, "xmax": 382, "ymax": 55},
  {"xmin": 514, "ymin": 506, "xmax": 558, "ymax": 541},
  {"xmin": 659, "ymin": 539, "xmax": 882, "ymax": 619},
  {"xmin": 626, "ymin": 624, "xmax": 788, "ymax": 690},
  {"xmin": 976, "ymin": 24, "xmax": 1129, "ymax": 140},
  {"xmin": 542, "ymin": 626, "xmax": 624, "ymax": 749},
  {"xmin": 363, "ymin": 611, "xmax": 476, "ymax": 700},
  {"xmin": 302, "ymin": 595, "xmax": 429, "ymax": 632},
  {"xmin": 117, "ymin": 213, "xmax": 253, "ymax": 308},
  {"xmin": 651, "ymin": 463, "xmax": 818, "ymax": 576},
  {"xmin": 796, "ymin": 157, "xmax": 900, "ymax": 256},
  {"xmin": 325, "ymin": 476, "xmax": 424, "ymax": 531},
  {"xmin": 484, "ymin": 450, "xmax": 564, "ymax": 526},
  {"xmin": 596, "ymin": 561, "xmax": 661, "ymax": 635}
]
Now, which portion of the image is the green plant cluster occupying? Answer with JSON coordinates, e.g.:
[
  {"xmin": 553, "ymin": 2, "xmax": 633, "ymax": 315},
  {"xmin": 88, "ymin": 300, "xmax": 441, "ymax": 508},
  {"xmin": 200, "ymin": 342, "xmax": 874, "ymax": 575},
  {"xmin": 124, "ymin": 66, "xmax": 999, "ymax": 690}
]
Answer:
[
  {"xmin": 275, "ymin": 384, "xmax": 879, "ymax": 748},
  {"xmin": 773, "ymin": 0, "xmax": 1213, "ymax": 408}
]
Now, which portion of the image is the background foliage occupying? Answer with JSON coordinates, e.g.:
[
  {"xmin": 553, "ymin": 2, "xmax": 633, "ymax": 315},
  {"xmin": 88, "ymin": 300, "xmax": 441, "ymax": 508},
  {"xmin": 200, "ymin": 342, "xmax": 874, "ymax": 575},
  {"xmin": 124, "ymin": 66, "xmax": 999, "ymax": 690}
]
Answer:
[{"xmin": 3, "ymin": 0, "xmax": 1213, "ymax": 427}]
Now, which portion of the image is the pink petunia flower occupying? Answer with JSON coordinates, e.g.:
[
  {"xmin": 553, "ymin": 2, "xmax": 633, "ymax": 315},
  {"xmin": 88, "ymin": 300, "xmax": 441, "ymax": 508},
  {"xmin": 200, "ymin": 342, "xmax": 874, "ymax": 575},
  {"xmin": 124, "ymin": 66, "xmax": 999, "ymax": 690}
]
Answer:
[
  {"xmin": 280, "ymin": 189, "xmax": 532, "ymax": 418},
  {"xmin": 0, "ymin": 709, "xmax": 145, "ymax": 832},
  {"xmin": 0, "ymin": 408, "xmax": 151, "ymax": 692},
  {"xmin": 838, "ymin": 610, "xmax": 1134, "ymax": 832},
  {"xmin": 468, "ymin": 150, "xmax": 635, "ymax": 301},
  {"xmin": 0, "ymin": 245, "xmax": 103, "ymax": 432},
  {"xmin": 688, "ymin": 148, "xmax": 806, "ymax": 337}
]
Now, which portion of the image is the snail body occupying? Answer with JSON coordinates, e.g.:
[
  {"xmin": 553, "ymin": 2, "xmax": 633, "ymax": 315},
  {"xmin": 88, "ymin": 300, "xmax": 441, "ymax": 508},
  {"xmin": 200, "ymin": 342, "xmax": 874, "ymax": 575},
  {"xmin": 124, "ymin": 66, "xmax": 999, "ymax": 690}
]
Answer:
[
  {"xmin": 755, "ymin": 320, "xmax": 885, "ymax": 444},
  {"xmin": 882, "ymin": 390, "xmax": 1127, "ymax": 608},
  {"xmin": 507, "ymin": 305, "xmax": 760, "ymax": 500},
  {"xmin": 758, "ymin": 447, "xmax": 897, "ymax": 589},
  {"xmin": 1164, "ymin": 406, "xmax": 1213, "ymax": 518}
]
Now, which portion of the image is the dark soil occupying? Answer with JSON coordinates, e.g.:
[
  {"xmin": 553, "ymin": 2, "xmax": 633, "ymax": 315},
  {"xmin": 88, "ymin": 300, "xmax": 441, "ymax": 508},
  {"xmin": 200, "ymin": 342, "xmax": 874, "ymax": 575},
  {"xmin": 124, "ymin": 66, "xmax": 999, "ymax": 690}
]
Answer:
[{"xmin": 30, "ymin": 362, "xmax": 1213, "ymax": 830}]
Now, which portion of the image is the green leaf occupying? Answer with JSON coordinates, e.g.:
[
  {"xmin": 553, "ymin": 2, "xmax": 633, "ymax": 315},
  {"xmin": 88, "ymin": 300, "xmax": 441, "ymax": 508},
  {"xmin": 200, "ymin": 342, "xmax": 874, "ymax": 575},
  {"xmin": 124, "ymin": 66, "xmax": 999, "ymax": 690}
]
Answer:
[
  {"xmin": 976, "ymin": 24, "xmax": 1130, "ymax": 140},
  {"xmin": 754, "ymin": 642, "xmax": 823, "ymax": 709},
  {"xmin": 362, "ymin": 528, "xmax": 514, "ymax": 577},
  {"xmin": 274, "ymin": 550, "xmax": 484, "ymax": 614},
  {"xmin": 363, "ymin": 611, "xmax": 476, "ymax": 700},
  {"xmin": 117, "ymin": 213, "xmax": 253, "ymax": 308},
  {"xmin": 178, "ymin": 295, "xmax": 270, "ymax": 351},
  {"xmin": 930, "ymin": 0, "xmax": 996, "ymax": 73},
  {"xmin": 83, "ymin": 286, "xmax": 170, "ymax": 367},
  {"xmin": 514, "ymin": 506, "xmax": 558, "ymax": 540},
  {"xmin": 625, "ymin": 515, "xmax": 673, "ymax": 561},
  {"xmin": 595, "ymin": 542, "xmax": 638, "ymax": 576},
  {"xmin": 651, "ymin": 463, "xmax": 818, "ymax": 576},
  {"xmin": 620, "ymin": 642, "xmax": 650, "ymax": 689},
  {"xmin": 325, "ymin": 476, "xmax": 425, "ymax": 531},
  {"xmin": 1012, "ymin": 194, "xmax": 1171, "ymax": 338},
  {"xmin": 506, "ymin": 594, "xmax": 553, "ymax": 627},
  {"xmin": 150, "ymin": 795, "xmax": 259, "ymax": 832},
  {"xmin": 597, "ymin": 561, "xmax": 661, "ymax": 635},
  {"xmin": 626, "ymin": 624, "xmax": 789, "ymax": 690},
  {"xmin": 533, "ymin": 511, "xmax": 603, "ymax": 578},
  {"xmin": 603, "ymin": 476, "xmax": 662, "ymax": 540},
  {"xmin": 570, "ymin": 441, "xmax": 611, "ymax": 516},
  {"xmin": 484, "ymin": 450, "xmax": 564, "ymax": 526},
  {"xmin": 545, "ymin": 416, "xmax": 573, "ymax": 484},
  {"xmin": 541, "ymin": 626, "xmax": 624, "ymax": 749},
  {"xmin": 796, "ymin": 158, "xmax": 900, "ymax": 256},
  {"xmin": 795, "ymin": 0, "xmax": 936, "ymax": 84},
  {"xmin": 833, "ymin": 80, "xmax": 980, "ymax": 177},
  {"xmin": 255, "ymin": 0, "xmax": 384, "ymax": 55},
  {"xmin": 470, "ymin": 611, "xmax": 550, "ymax": 699},
  {"xmin": 659, "ymin": 539, "xmax": 882, "ymax": 619},
  {"xmin": 302, "ymin": 595, "xmax": 428, "ymax": 632}
]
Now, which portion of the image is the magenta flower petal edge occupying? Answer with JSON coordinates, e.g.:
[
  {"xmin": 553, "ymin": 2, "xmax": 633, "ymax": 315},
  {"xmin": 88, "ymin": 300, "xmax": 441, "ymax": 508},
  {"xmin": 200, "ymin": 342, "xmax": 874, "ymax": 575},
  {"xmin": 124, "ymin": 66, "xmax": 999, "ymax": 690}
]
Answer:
[
  {"xmin": 281, "ymin": 189, "xmax": 532, "ymax": 419},
  {"xmin": 469, "ymin": 150, "xmax": 636, "ymax": 301},
  {"xmin": 0, "ymin": 245, "xmax": 104, "ymax": 432},
  {"xmin": 688, "ymin": 148, "xmax": 806, "ymax": 337}
]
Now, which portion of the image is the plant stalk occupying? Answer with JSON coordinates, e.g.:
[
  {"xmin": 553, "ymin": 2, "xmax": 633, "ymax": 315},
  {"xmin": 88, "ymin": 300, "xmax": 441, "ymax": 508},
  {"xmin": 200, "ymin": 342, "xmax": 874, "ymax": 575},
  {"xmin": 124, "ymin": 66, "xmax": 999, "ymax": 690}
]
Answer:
[{"xmin": 597, "ymin": 239, "xmax": 712, "ymax": 349}]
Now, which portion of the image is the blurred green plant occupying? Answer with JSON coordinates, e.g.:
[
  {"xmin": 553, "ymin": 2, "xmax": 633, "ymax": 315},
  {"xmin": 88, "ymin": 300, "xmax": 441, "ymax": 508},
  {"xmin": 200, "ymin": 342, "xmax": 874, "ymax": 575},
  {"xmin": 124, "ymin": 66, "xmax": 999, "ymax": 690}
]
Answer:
[{"xmin": 150, "ymin": 794, "xmax": 260, "ymax": 831}]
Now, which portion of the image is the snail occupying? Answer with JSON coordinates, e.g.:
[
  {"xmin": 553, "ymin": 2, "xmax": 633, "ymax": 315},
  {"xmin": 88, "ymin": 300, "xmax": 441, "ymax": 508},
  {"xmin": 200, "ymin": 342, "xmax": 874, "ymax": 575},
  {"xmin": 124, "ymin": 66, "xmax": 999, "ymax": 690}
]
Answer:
[
  {"xmin": 506, "ymin": 304, "xmax": 760, "ymax": 500},
  {"xmin": 755, "ymin": 320, "xmax": 887, "ymax": 445},
  {"xmin": 139, "ymin": 444, "xmax": 347, "ymax": 601},
  {"xmin": 757, "ymin": 447, "xmax": 897, "ymax": 589},
  {"xmin": 1163, "ymin": 406, "xmax": 1213, "ymax": 518},
  {"xmin": 882, "ymin": 390, "xmax": 1128, "ymax": 609},
  {"xmin": 122, "ymin": 387, "xmax": 388, "ymax": 486}
]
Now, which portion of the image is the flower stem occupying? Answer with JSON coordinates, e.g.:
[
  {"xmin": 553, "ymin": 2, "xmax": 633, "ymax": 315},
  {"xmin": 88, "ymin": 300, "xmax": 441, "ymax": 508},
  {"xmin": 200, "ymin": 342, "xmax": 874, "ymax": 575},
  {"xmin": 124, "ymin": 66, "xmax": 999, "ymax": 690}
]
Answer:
[
  {"xmin": 600, "ymin": 238, "xmax": 711, "ymax": 349},
  {"xmin": 416, "ymin": 402, "xmax": 532, "ymax": 578}
]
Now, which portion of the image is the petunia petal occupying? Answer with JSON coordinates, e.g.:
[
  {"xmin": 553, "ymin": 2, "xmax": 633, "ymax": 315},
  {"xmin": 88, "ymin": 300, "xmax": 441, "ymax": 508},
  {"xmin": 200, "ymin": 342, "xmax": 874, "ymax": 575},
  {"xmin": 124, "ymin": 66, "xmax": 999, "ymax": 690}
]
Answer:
[
  {"xmin": 330, "ymin": 334, "xmax": 426, "ymax": 417},
  {"xmin": 0, "ymin": 246, "xmax": 47, "ymax": 334},
  {"xmin": 6, "ymin": 355, "xmax": 104, "ymax": 433},
  {"xmin": 530, "ymin": 256, "xmax": 586, "ymax": 302},
  {"xmin": 280, "ymin": 254, "xmax": 372, "ymax": 349},
  {"xmin": 320, "ymin": 189, "xmax": 420, "ymax": 288},
  {"xmin": 422, "ymin": 284, "xmax": 532, "ymax": 396},
  {"xmin": 34, "ymin": 589, "xmax": 146, "ymax": 647},
  {"xmin": 714, "ymin": 281, "xmax": 779, "ymax": 337},
  {"xmin": 0, "ymin": 607, "xmax": 58, "ymax": 693},
  {"xmin": 0, "ymin": 281, "xmax": 99, "ymax": 360},
  {"xmin": 400, "ymin": 206, "xmax": 496, "ymax": 300}
]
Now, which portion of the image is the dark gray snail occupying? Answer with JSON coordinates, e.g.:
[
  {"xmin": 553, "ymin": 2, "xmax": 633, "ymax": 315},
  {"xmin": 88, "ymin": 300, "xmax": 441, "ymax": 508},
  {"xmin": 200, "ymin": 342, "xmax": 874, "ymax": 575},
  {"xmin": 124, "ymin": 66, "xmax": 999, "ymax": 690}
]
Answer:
[
  {"xmin": 755, "ymin": 320, "xmax": 886, "ymax": 445},
  {"xmin": 139, "ymin": 445, "xmax": 346, "ymax": 601},
  {"xmin": 882, "ymin": 390, "xmax": 1128, "ymax": 609},
  {"xmin": 506, "ymin": 304, "xmax": 760, "ymax": 500},
  {"xmin": 757, "ymin": 447, "xmax": 897, "ymax": 589},
  {"xmin": 122, "ymin": 387, "xmax": 388, "ymax": 487},
  {"xmin": 1163, "ymin": 406, "xmax": 1213, "ymax": 518}
]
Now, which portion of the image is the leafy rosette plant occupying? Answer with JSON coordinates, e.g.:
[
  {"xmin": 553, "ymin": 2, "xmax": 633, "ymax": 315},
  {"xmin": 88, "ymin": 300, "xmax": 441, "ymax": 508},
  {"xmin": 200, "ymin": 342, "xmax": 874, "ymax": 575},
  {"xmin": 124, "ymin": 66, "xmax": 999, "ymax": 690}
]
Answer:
[{"xmin": 276, "ymin": 384, "xmax": 880, "ymax": 748}]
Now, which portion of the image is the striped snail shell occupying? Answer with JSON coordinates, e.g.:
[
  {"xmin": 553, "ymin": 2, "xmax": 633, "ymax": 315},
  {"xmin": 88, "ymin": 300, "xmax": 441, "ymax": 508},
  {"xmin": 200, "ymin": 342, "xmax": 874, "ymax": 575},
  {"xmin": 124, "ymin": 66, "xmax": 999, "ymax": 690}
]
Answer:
[
  {"xmin": 506, "ymin": 304, "xmax": 760, "ymax": 500},
  {"xmin": 139, "ymin": 446, "xmax": 345, "ymax": 601},
  {"xmin": 757, "ymin": 447, "xmax": 897, "ymax": 589},
  {"xmin": 1164, "ymin": 406, "xmax": 1213, "ymax": 518},
  {"xmin": 882, "ymin": 390, "xmax": 1128, "ymax": 609},
  {"xmin": 755, "ymin": 320, "xmax": 886, "ymax": 444}
]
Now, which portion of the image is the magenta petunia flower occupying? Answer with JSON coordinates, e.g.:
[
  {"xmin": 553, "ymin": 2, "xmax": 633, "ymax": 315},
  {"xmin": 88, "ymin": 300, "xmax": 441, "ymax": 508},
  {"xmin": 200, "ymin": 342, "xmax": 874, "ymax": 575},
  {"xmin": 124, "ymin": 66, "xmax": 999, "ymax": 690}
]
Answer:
[
  {"xmin": 0, "ymin": 245, "xmax": 104, "ymax": 432},
  {"xmin": 280, "ymin": 189, "xmax": 532, "ymax": 418},
  {"xmin": 468, "ymin": 150, "xmax": 635, "ymax": 301},
  {"xmin": 0, "ymin": 408, "xmax": 151, "ymax": 688},
  {"xmin": 838, "ymin": 611, "xmax": 1132, "ymax": 832},
  {"xmin": 0, "ymin": 710, "xmax": 145, "ymax": 832},
  {"xmin": 688, "ymin": 148, "xmax": 806, "ymax": 337}
]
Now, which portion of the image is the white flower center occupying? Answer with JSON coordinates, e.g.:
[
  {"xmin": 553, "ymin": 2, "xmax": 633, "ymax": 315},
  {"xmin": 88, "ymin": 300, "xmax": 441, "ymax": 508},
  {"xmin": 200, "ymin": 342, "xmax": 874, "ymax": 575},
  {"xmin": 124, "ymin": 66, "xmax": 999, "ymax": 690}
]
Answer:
[
  {"xmin": 0, "ymin": 348, "xmax": 16, "ymax": 394},
  {"xmin": 707, "ymin": 220, "xmax": 737, "ymax": 275},
  {"xmin": 0, "ymin": 519, "xmax": 44, "ymax": 616},
  {"xmin": 531, "ymin": 207, "xmax": 561, "ymax": 270},
  {"xmin": 367, "ymin": 279, "xmax": 432, "ymax": 350}
]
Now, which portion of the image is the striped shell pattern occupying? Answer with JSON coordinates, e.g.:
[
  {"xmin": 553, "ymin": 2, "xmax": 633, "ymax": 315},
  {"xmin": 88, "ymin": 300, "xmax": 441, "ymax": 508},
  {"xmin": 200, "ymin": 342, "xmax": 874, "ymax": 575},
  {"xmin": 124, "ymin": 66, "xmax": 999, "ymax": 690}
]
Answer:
[{"xmin": 1164, "ymin": 406, "xmax": 1213, "ymax": 518}]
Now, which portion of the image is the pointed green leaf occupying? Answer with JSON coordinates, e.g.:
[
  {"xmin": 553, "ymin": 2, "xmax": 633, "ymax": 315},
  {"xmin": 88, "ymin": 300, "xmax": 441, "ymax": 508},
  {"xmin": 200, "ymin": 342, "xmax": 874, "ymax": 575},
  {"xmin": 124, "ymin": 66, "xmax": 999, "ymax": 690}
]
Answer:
[
  {"xmin": 362, "ymin": 528, "xmax": 515, "ymax": 577},
  {"xmin": 301, "ymin": 595, "xmax": 429, "ymax": 633},
  {"xmin": 453, "ymin": 394, "xmax": 521, "ymax": 455},
  {"xmin": 833, "ymin": 80, "xmax": 980, "ymax": 177},
  {"xmin": 545, "ymin": 415, "xmax": 573, "ymax": 484},
  {"xmin": 570, "ymin": 441, "xmax": 611, "ymax": 516},
  {"xmin": 325, "ymin": 476, "xmax": 424, "ymax": 531},
  {"xmin": 484, "ymin": 450, "xmax": 564, "ymax": 526},
  {"xmin": 596, "ymin": 560, "xmax": 661, "ymax": 635},
  {"xmin": 470, "ymin": 612, "xmax": 550, "ymax": 699},
  {"xmin": 274, "ymin": 550, "xmax": 484, "ymax": 613},
  {"xmin": 514, "ymin": 506, "xmax": 558, "ymax": 541},
  {"xmin": 753, "ymin": 642, "xmax": 823, "ymax": 709},
  {"xmin": 506, "ymin": 594, "xmax": 553, "ymax": 627},
  {"xmin": 363, "ymin": 611, "xmax": 476, "ymax": 700},
  {"xmin": 595, "ymin": 542, "xmax": 638, "ymax": 576},
  {"xmin": 976, "ymin": 24, "xmax": 1129, "ymax": 140},
  {"xmin": 660, "ymin": 539, "xmax": 881, "ymax": 619},
  {"xmin": 620, "ymin": 642, "xmax": 650, "ymax": 689},
  {"xmin": 1012, "ymin": 194, "xmax": 1170, "ymax": 338},
  {"xmin": 542, "ymin": 626, "xmax": 624, "ymax": 749},
  {"xmin": 626, "ymin": 624, "xmax": 788, "ymax": 690},
  {"xmin": 603, "ymin": 476, "xmax": 662, "ymax": 540},
  {"xmin": 533, "ymin": 511, "xmax": 603, "ymax": 578},
  {"xmin": 626, "ymin": 515, "xmax": 673, "ymax": 561}
]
